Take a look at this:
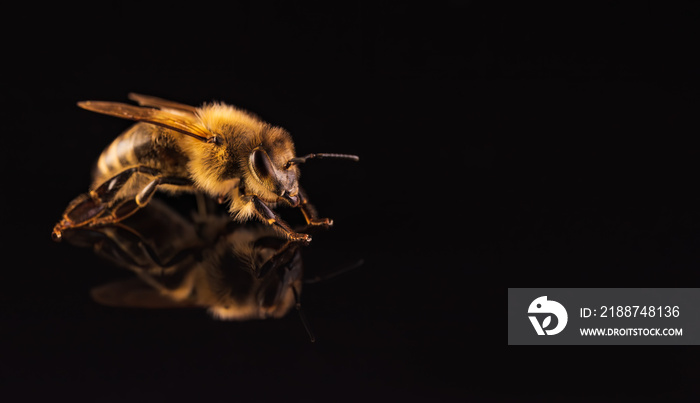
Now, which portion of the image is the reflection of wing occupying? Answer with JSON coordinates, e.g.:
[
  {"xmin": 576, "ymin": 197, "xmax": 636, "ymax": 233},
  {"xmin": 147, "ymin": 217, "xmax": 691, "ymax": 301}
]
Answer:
[
  {"xmin": 78, "ymin": 100, "xmax": 212, "ymax": 142},
  {"xmin": 90, "ymin": 278, "xmax": 198, "ymax": 309},
  {"xmin": 127, "ymin": 93, "xmax": 199, "ymax": 114}
]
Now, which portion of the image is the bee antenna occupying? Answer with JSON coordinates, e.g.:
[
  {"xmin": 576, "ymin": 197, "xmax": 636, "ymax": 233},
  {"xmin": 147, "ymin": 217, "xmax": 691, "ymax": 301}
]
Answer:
[
  {"xmin": 284, "ymin": 153, "xmax": 359, "ymax": 169},
  {"xmin": 292, "ymin": 285, "xmax": 316, "ymax": 343}
]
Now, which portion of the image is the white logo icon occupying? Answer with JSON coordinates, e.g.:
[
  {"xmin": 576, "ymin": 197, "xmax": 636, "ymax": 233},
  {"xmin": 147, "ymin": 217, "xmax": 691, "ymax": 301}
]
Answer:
[{"xmin": 528, "ymin": 296, "xmax": 568, "ymax": 335}]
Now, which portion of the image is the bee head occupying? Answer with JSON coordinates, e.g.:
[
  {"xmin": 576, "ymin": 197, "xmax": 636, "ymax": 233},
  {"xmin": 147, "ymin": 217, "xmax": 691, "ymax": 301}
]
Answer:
[
  {"xmin": 247, "ymin": 144, "xmax": 361, "ymax": 207},
  {"xmin": 247, "ymin": 137, "xmax": 300, "ymax": 207}
]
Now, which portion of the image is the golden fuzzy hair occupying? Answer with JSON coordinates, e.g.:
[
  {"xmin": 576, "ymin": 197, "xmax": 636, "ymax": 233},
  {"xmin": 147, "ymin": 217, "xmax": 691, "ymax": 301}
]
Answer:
[{"xmin": 178, "ymin": 102, "xmax": 298, "ymax": 211}]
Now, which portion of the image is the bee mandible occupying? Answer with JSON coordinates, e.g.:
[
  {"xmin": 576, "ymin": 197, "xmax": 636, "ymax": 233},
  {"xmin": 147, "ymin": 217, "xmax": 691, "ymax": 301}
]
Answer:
[{"xmin": 52, "ymin": 93, "xmax": 358, "ymax": 243}]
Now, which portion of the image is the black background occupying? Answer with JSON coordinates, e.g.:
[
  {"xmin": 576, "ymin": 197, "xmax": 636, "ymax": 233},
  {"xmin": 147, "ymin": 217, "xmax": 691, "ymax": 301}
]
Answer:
[{"xmin": 4, "ymin": 1, "xmax": 700, "ymax": 401}]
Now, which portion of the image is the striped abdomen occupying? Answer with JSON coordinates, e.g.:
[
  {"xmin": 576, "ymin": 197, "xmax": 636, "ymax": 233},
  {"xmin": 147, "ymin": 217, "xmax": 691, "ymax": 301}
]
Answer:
[{"xmin": 91, "ymin": 123, "xmax": 190, "ymax": 197}]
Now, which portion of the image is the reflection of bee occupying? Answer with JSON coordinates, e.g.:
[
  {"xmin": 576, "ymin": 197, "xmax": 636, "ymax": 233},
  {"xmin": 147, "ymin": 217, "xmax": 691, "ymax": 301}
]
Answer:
[
  {"xmin": 61, "ymin": 196, "xmax": 314, "ymax": 333},
  {"xmin": 52, "ymin": 93, "xmax": 358, "ymax": 243}
]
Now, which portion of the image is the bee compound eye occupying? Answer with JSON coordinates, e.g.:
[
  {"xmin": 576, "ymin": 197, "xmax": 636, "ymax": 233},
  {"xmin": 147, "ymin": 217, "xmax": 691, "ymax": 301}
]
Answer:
[{"xmin": 251, "ymin": 148, "xmax": 273, "ymax": 180}]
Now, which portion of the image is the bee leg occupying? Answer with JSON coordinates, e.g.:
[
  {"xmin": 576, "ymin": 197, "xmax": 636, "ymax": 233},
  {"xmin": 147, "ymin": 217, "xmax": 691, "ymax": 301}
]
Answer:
[
  {"xmin": 53, "ymin": 193, "xmax": 108, "ymax": 240},
  {"xmin": 135, "ymin": 176, "xmax": 193, "ymax": 206},
  {"xmin": 249, "ymin": 196, "xmax": 312, "ymax": 244},
  {"xmin": 90, "ymin": 176, "xmax": 193, "ymax": 226},
  {"xmin": 52, "ymin": 168, "xmax": 191, "ymax": 241},
  {"xmin": 53, "ymin": 166, "xmax": 161, "ymax": 241},
  {"xmin": 297, "ymin": 188, "xmax": 333, "ymax": 228}
]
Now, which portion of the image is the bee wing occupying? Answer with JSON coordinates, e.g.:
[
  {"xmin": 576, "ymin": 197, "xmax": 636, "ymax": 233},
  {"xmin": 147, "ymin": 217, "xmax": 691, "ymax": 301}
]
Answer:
[
  {"xmin": 78, "ymin": 100, "xmax": 212, "ymax": 142},
  {"xmin": 90, "ymin": 277, "xmax": 199, "ymax": 309},
  {"xmin": 127, "ymin": 93, "xmax": 199, "ymax": 115}
]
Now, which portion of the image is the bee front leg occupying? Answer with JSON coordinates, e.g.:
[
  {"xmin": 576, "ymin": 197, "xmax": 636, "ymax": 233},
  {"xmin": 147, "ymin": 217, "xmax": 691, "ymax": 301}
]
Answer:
[
  {"xmin": 297, "ymin": 188, "xmax": 333, "ymax": 228},
  {"xmin": 244, "ymin": 195, "xmax": 312, "ymax": 244}
]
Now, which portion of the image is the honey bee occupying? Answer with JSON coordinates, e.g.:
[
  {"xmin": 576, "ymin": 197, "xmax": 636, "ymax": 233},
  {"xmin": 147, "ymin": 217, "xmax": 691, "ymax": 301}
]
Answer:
[
  {"xmin": 52, "ymin": 93, "xmax": 358, "ymax": 243},
  {"xmin": 61, "ymin": 196, "xmax": 315, "ymax": 336}
]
